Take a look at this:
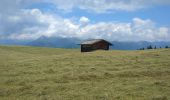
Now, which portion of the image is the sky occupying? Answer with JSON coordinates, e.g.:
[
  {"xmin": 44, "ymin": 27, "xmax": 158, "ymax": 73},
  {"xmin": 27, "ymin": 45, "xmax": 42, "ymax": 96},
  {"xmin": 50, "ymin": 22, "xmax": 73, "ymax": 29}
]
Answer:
[{"xmin": 0, "ymin": 0, "xmax": 170, "ymax": 41}]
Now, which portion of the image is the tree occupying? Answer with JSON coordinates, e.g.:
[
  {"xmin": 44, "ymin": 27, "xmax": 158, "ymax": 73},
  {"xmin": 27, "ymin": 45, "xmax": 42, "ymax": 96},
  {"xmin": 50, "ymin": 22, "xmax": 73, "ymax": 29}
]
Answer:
[
  {"xmin": 138, "ymin": 47, "xmax": 145, "ymax": 50},
  {"xmin": 165, "ymin": 46, "xmax": 169, "ymax": 48},
  {"xmin": 154, "ymin": 46, "xmax": 157, "ymax": 49},
  {"xmin": 147, "ymin": 45, "xmax": 153, "ymax": 49}
]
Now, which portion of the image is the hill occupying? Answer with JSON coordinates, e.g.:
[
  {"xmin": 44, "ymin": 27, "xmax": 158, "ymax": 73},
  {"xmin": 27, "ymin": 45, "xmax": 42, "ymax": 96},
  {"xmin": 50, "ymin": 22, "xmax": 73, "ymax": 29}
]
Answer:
[{"xmin": 0, "ymin": 45, "xmax": 170, "ymax": 100}]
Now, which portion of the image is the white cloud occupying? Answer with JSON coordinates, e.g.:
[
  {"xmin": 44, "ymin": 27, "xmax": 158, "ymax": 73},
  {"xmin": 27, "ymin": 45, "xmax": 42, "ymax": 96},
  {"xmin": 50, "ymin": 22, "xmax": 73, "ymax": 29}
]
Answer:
[
  {"xmin": 79, "ymin": 16, "xmax": 90, "ymax": 26},
  {"xmin": 133, "ymin": 18, "xmax": 154, "ymax": 28},
  {"xmin": 0, "ymin": 0, "xmax": 169, "ymax": 41},
  {"xmin": 0, "ymin": 0, "xmax": 39, "ymax": 14},
  {"xmin": 1, "ymin": 9, "xmax": 169, "ymax": 41},
  {"xmin": 0, "ymin": 0, "xmax": 170, "ymax": 14},
  {"xmin": 0, "ymin": 9, "xmax": 80, "ymax": 39},
  {"xmin": 47, "ymin": 0, "xmax": 170, "ymax": 12}
]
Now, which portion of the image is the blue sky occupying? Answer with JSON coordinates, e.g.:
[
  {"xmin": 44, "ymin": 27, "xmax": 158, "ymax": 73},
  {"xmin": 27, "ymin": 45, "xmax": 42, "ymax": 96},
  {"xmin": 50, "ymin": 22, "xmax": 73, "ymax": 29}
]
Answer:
[
  {"xmin": 30, "ymin": 2, "xmax": 170, "ymax": 26},
  {"xmin": 0, "ymin": 0, "xmax": 170, "ymax": 41}
]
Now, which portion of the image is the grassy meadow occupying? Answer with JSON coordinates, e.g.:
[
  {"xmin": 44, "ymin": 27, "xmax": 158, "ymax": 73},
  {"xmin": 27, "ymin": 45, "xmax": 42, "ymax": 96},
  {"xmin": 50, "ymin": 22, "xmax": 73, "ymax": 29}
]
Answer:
[{"xmin": 0, "ymin": 45, "xmax": 170, "ymax": 100}]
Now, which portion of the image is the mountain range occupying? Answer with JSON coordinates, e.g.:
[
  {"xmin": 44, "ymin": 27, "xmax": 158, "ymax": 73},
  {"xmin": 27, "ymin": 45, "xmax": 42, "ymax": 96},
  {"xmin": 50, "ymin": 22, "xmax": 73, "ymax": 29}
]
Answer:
[{"xmin": 0, "ymin": 36, "xmax": 170, "ymax": 50}]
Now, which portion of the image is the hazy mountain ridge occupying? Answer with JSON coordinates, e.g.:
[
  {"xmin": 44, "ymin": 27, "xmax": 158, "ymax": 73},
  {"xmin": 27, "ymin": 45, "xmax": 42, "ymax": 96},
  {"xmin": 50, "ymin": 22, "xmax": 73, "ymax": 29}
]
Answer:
[
  {"xmin": 0, "ymin": 38, "xmax": 31, "ymax": 45},
  {"xmin": 0, "ymin": 36, "xmax": 170, "ymax": 50},
  {"xmin": 27, "ymin": 36, "xmax": 81, "ymax": 48},
  {"xmin": 111, "ymin": 41, "xmax": 170, "ymax": 50}
]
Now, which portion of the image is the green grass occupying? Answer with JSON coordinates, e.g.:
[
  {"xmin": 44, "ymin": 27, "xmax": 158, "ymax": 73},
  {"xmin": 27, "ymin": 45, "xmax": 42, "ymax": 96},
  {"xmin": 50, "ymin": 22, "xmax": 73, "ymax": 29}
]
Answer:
[{"xmin": 0, "ymin": 45, "xmax": 170, "ymax": 100}]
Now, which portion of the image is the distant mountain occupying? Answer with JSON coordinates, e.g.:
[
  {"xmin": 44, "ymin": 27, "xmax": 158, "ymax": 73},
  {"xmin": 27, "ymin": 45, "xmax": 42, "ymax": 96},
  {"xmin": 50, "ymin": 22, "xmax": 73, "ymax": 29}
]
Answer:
[
  {"xmin": 28, "ymin": 36, "xmax": 81, "ymax": 48},
  {"xmin": 0, "ymin": 38, "xmax": 31, "ymax": 46},
  {"xmin": 28, "ymin": 37, "xmax": 170, "ymax": 50},
  {"xmin": 111, "ymin": 41, "xmax": 170, "ymax": 50},
  {"xmin": 0, "ymin": 36, "xmax": 170, "ymax": 50}
]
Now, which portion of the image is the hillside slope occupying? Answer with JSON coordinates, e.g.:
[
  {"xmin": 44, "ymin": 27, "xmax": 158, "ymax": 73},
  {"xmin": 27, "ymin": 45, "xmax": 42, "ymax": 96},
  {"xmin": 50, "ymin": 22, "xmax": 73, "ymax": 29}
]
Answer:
[{"xmin": 0, "ymin": 45, "xmax": 170, "ymax": 100}]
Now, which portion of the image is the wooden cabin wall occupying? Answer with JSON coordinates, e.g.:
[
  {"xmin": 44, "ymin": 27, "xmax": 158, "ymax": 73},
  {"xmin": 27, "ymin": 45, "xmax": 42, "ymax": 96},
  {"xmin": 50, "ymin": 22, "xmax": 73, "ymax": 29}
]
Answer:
[
  {"xmin": 92, "ymin": 41, "xmax": 109, "ymax": 50},
  {"xmin": 81, "ymin": 41, "xmax": 110, "ymax": 52}
]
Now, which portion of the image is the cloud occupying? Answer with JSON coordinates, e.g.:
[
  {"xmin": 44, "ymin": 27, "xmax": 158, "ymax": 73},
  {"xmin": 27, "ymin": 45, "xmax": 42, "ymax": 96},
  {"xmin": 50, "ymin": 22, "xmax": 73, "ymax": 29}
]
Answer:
[
  {"xmin": 0, "ymin": 0, "xmax": 169, "ymax": 41},
  {"xmin": 0, "ymin": 0, "xmax": 39, "ymax": 14},
  {"xmin": 1, "ymin": 8, "xmax": 169, "ymax": 41},
  {"xmin": 47, "ymin": 0, "xmax": 170, "ymax": 12},
  {"xmin": 0, "ymin": 8, "xmax": 80, "ymax": 39},
  {"xmin": 1, "ymin": 0, "xmax": 170, "ymax": 14},
  {"xmin": 79, "ymin": 16, "xmax": 90, "ymax": 26},
  {"xmin": 0, "ymin": 9, "xmax": 48, "ymax": 37},
  {"xmin": 131, "ymin": 18, "xmax": 170, "ymax": 41}
]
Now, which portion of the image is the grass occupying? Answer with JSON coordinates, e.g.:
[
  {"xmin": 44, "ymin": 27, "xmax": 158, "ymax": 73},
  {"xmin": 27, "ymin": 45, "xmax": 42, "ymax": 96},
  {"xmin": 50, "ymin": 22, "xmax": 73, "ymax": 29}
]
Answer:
[{"xmin": 0, "ymin": 45, "xmax": 170, "ymax": 100}]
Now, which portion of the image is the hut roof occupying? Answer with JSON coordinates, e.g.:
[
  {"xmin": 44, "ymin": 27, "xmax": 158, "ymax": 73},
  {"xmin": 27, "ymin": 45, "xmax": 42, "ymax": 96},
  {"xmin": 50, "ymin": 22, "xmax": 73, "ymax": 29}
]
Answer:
[{"xmin": 80, "ymin": 39, "xmax": 112, "ymax": 45}]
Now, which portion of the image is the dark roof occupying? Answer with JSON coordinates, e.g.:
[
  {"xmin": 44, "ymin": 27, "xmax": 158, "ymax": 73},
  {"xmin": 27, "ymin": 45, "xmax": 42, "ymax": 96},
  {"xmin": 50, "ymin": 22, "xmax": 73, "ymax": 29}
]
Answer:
[{"xmin": 80, "ymin": 39, "xmax": 112, "ymax": 45}]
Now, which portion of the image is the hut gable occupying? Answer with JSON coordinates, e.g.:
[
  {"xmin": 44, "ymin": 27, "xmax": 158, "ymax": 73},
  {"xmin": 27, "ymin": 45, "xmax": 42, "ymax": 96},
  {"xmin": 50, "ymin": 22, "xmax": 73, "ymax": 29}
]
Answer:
[{"xmin": 79, "ymin": 39, "xmax": 112, "ymax": 52}]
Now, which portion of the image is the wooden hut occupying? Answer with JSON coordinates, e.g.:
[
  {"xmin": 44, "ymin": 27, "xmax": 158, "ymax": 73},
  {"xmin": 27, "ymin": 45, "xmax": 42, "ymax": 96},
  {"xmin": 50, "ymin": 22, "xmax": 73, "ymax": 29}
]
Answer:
[{"xmin": 79, "ymin": 39, "xmax": 112, "ymax": 52}]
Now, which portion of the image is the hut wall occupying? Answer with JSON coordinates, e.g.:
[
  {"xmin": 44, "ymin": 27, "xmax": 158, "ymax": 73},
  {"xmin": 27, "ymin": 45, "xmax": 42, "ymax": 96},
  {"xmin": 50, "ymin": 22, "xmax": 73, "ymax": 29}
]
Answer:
[
  {"xmin": 80, "ymin": 40, "xmax": 111, "ymax": 52},
  {"xmin": 81, "ymin": 45, "xmax": 93, "ymax": 52},
  {"xmin": 92, "ymin": 41, "xmax": 109, "ymax": 50}
]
